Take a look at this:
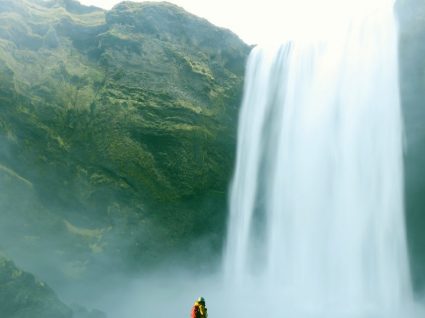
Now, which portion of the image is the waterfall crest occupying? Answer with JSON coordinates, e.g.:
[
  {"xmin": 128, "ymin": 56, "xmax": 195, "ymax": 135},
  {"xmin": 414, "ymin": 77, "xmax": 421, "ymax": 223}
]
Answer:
[{"xmin": 223, "ymin": 3, "xmax": 413, "ymax": 317}]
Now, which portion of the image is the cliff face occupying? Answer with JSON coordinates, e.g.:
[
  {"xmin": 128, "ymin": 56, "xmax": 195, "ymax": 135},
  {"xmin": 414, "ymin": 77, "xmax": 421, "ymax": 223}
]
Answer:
[
  {"xmin": 397, "ymin": 0, "xmax": 425, "ymax": 293},
  {"xmin": 0, "ymin": 0, "xmax": 250, "ymax": 286}
]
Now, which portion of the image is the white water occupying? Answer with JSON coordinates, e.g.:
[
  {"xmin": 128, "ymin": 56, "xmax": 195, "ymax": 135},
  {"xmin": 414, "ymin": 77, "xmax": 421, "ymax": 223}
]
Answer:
[{"xmin": 223, "ymin": 2, "xmax": 414, "ymax": 317}]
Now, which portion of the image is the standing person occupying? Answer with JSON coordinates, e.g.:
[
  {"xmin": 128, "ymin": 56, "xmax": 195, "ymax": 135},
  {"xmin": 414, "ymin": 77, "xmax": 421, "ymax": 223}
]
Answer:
[{"xmin": 191, "ymin": 297, "xmax": 208, "ymax": 318}]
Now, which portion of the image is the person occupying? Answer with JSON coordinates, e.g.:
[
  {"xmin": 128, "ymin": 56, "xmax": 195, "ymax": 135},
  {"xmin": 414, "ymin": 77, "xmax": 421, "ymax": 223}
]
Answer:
[{"xmin": 191, "ymin": 296, "xmax": 208, "ymax": 318}]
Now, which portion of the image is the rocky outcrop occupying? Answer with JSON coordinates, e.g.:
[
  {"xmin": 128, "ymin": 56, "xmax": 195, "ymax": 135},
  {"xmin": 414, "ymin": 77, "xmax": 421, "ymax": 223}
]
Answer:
[{"xmin": 0, "ymin": 254, "xmax": 72, "ymax": 318}]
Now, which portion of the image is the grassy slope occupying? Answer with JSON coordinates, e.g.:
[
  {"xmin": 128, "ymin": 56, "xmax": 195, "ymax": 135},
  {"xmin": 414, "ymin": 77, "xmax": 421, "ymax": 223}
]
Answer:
[{"xmin": 0, "ymin": 0, "xmax": 250, "ymax": 285}]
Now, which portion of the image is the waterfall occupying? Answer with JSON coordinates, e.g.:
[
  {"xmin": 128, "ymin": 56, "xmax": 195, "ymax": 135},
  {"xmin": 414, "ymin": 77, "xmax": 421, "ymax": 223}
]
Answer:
[{"xmin": 223, "ymin": 2, "xmax": 413, "ymax": 317}]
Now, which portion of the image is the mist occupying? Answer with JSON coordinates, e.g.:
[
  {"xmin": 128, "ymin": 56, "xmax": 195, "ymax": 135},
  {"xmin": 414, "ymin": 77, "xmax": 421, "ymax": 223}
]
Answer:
[{"xmin": 1, "ymin": 0, "xmax": 425, "ymax": 318}]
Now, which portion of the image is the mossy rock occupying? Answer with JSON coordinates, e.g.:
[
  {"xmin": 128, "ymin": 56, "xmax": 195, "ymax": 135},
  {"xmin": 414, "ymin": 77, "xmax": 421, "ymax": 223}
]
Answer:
[
  {"xmin": 0, "ymin": 0, "xmax": 250, "ymax": 283},
  {"xmin": 0, "ymin": 254, "xmax": 73, "ymax": 318}
]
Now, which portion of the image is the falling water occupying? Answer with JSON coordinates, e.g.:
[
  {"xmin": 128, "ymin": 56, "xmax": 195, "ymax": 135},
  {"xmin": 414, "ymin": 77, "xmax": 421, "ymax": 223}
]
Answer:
[{"xmin": 223, "ymin": 2, "xmax": 413, "ymax": 317}]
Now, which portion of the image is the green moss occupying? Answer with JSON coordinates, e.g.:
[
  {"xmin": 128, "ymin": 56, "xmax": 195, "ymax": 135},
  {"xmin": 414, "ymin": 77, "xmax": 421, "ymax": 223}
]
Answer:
[
  {"xmin": 0, "ymin": 164, "xmax": 33, "ymax": 188},
  {"xmin": 0, "ymin": 255, "xmax": 73, "ymax": 318},
  {"xmin": 0, "ymin": 0, "xmax": 249, "ymax": 282}
]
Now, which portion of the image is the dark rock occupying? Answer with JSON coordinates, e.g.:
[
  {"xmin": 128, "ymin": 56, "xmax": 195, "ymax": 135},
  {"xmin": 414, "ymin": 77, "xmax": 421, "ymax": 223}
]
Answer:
[
  {"xmin": 0, "ymin": 254, "xmax": 73, "ymax": 318},
  {"xmin": 397, "ymin": 0, "xmax": 425, "ymax": 293}
]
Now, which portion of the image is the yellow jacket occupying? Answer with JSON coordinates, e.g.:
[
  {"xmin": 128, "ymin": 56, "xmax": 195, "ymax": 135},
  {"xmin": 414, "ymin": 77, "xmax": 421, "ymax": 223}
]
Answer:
[
  {"xmin": 193, "ymin": 302, "xmax": 208, "ymax": 318},
  {"xmin": 198, "ymin": 303, "xmax": 207, "ymax": 318}
]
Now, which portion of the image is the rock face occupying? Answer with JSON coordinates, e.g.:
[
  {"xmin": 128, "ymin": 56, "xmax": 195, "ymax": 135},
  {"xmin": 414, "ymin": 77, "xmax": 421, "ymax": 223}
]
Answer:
[
  {"xmin": 0, "ymin": 254, "xmax": 106, "ymax": 317},
  {"xmin": 397, "ymin": 0, "xmax": 425, "ymax": 293},
  {"xmin": 0, "ymin": 0, "xmax": 249, "ymax": 287},
  {"xmin": 0, "ymin": 254, "xmax": 73, "ymax": 318}
]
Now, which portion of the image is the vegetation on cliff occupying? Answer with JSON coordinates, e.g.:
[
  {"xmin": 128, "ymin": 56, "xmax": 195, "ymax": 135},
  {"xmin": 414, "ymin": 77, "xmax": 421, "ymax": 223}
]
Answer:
[
  {"xmin": 0, "ymin": 0, "xmax": 250, "ymax": 289},
  {"xmin": 0, "ymin": 253, "xmax": 106, "ymax": 317},
  {"xmin": 0, "ymin": 253, "xmax": 72, "ymax": 318}
]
